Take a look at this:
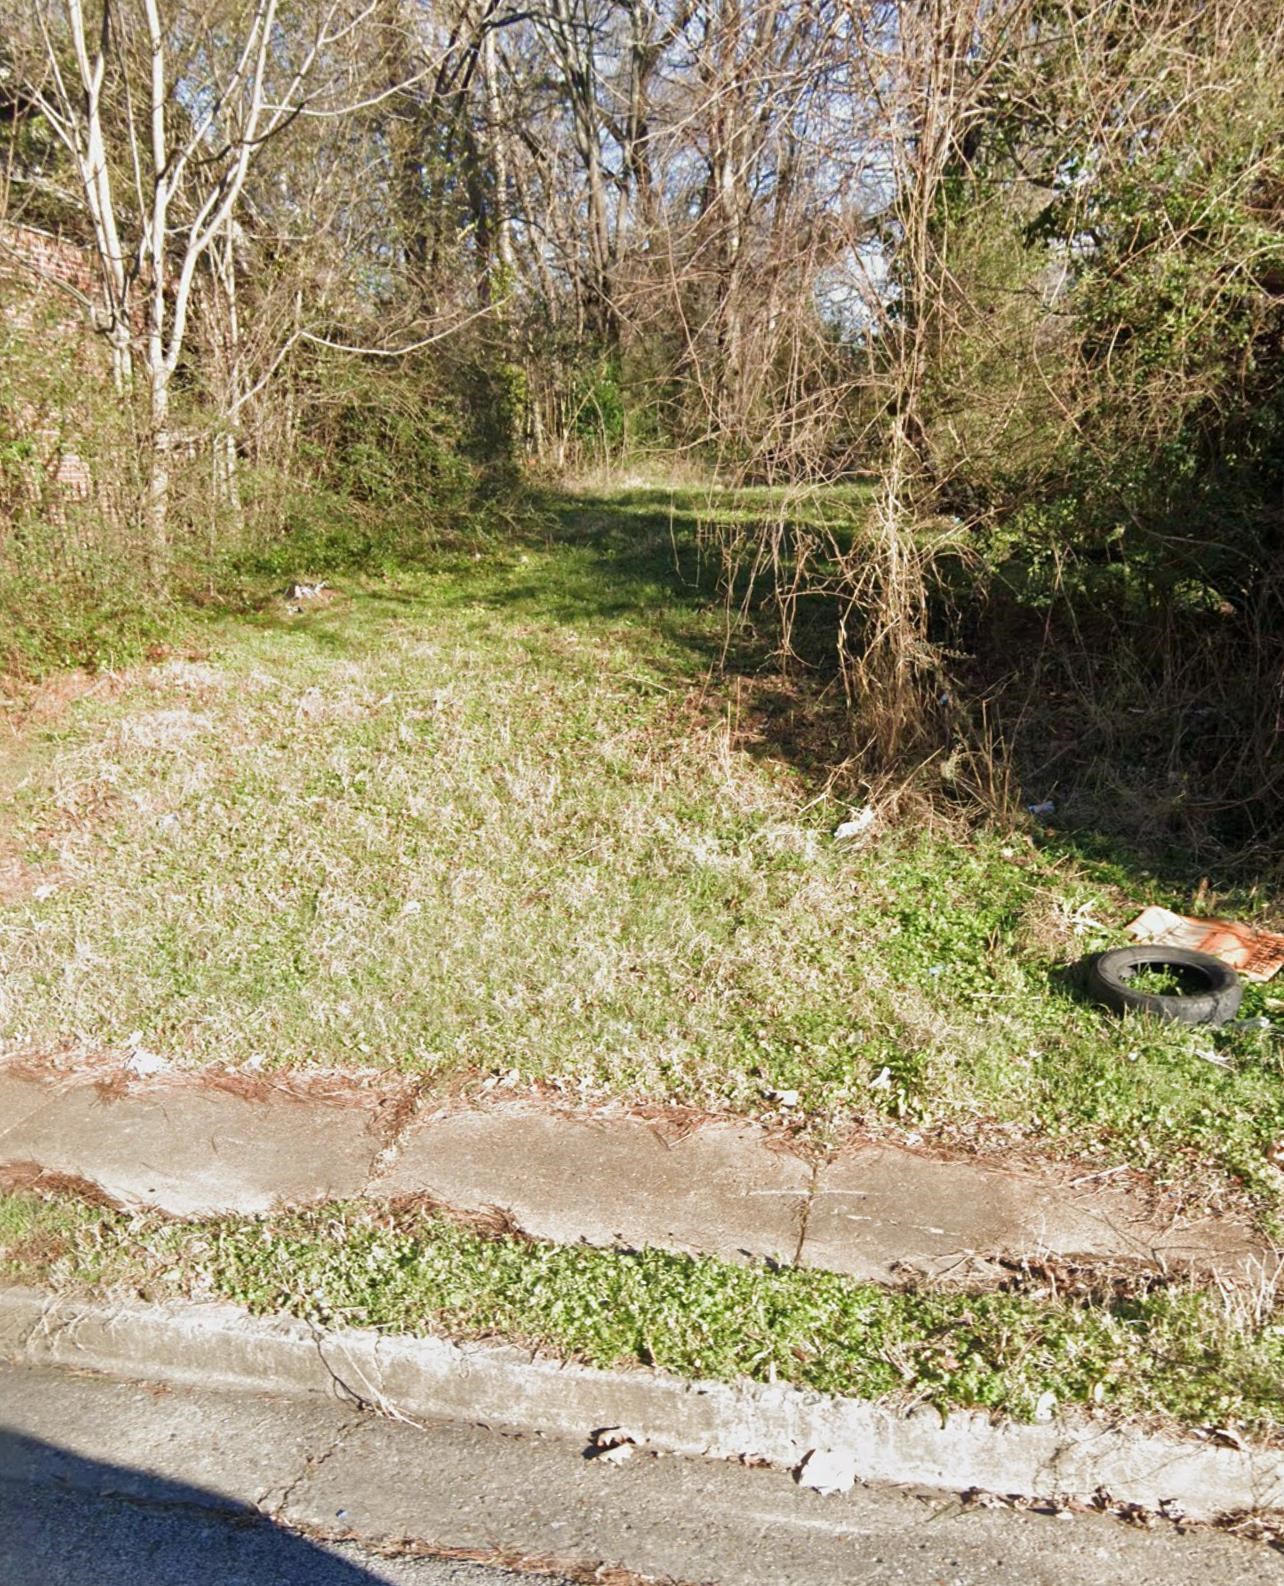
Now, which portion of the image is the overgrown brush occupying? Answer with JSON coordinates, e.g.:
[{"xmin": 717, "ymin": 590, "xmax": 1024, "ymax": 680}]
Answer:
[
  {"xmin": 698, "ymin": 0, "xmax": 1284, "ymax": 881},
  {"xmin": 0, "ymin": 309, "xmax": 510, "ymax": 676}
]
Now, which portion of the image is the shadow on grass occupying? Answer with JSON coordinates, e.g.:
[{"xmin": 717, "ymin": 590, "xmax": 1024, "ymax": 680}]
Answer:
[
  {"xmin": 540, "ymin": 491, "xmax": 1283, "ymax": 910},
  {"xmin": 407, "ymin": 487, "xmax": 1274, "ymax": 908},
  {"xmin": 424, "ymin": 485, "xmax": 859, "ymax": 784},
  {"xmin": 1036, "ymin": 825, "xmax": 1281, "ymax": 922},
  {"xmin": 236, "ymin": 483, "xmax": 1274, "ymax": 914}
]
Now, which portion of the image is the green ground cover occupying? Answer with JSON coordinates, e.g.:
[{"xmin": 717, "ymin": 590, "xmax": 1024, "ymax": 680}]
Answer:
[
  {"xmin": 3, "ymin": 1189, "xmax": 1282, "ymax": 1440},
  {"xmin": 1, "ymin": 488, "xmax": 1281, "ymax": 1206}
]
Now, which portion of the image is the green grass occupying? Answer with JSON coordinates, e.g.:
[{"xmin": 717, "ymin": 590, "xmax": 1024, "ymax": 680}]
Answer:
[
  {"xmin": 1126, "ymin": 966, "xmax": 1205, "ymax": 997},
  {"xmin": 3, "ymin": 1188, "xmax": 1283, "ymax": 1440},
  {"xmin": 2, "ymin": 487, "xmax": 1282, "ymax": 1206}
]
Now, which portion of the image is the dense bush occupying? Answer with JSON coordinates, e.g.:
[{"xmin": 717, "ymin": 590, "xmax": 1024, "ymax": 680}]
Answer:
[{"xmin": 902, "ymin": 3, "xmax": 1284, "ymax": 865}]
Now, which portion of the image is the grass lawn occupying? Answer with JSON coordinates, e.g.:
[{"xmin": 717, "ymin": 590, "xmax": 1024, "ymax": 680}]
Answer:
[
  {"xmin": 4, "ymin": 1187, "xmax": 1284, "ymax": 1441},
  {"xmin": 2, "ymin": 487, "xmax": 1282, "ymax": 1207}
]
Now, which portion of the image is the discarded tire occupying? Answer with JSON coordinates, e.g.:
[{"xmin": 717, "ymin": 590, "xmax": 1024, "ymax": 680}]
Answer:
[{"xmin": 1082, "ymin": 945, "xmax": 1242, "ymax": 1027}]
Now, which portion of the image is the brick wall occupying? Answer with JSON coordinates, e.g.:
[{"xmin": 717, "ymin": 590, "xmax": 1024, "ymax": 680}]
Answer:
[
  {"xmin": 1, "ymin": 223, "xmax": 107, "ymax": 504},
  {"xmin": 0, "ymin": 221, "xmax": 102, "ymax": 335}
]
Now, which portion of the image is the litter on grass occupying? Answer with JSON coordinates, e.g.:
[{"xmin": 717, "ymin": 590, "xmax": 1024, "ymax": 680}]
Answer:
[
  {"xmin": 833, "ymin": 808, "xmax": 875, "ymax": 840},
  {"xmin": 124, "ymin": 1046, "xmax": 169, "ymax": 1077},
  {"xmin": 1126, "ymin": 907, "xmax": 1284, "ymax": 983}
]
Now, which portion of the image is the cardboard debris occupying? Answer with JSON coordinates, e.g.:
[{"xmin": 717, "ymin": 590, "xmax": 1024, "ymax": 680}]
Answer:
[{"xmin": 1126, "ymin": 906, "xmax": 1284, "ymax": 983}]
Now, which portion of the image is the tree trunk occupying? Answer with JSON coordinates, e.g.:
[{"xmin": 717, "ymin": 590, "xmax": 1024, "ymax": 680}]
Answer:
[
  {"xmin": 148, "ymin": 368, "xmax": 171, "ymax": 575},
  {"xmin": 213, "ymin": 430, "xmax": 241, "ymax": 524},
  {"xmin": 482, "ymin": 24, "xmax": 515, "ymax": 284}
]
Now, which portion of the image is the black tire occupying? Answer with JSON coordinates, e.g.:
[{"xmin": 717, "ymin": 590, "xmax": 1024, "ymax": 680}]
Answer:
[{"xmin": 1082, "ymin": 945, "xmax": 1242, "ymax": 1027}]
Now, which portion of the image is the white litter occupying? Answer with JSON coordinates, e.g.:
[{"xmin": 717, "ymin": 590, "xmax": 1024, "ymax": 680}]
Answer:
[
  {"xmin": 125, "ymin": 1047, "xmax": 169, "ymax": 1077},
  {"xmin": 834, "ymin": 808, "xmax": 875, "ymax": 841},
  {"xmin": 1034, "ymin": 1390, "xmax": 1058, "ymax": 1423},
  {"xmin": 796, "ymin": 1447, "xmax": 858, "ymax": 1496},
  {"xmin": 587, "ymin": 1426, "xmax": 639, "ymax": 1464}
]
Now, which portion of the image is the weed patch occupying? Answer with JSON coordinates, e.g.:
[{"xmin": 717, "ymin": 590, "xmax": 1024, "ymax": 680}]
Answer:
[{"xmin": 4, "ymin": 1190, "xmax": 1284, "ymax": 1441}]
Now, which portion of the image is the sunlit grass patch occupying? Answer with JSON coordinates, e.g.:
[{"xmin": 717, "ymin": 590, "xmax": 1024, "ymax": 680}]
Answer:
[
  {"xmin": 1, "ymin": 493, "xmax": 1281, "ymax": 1208},
  {"xmin": 5, "ymin": 1189, "xmax": 1284, "ymax": 1440}
]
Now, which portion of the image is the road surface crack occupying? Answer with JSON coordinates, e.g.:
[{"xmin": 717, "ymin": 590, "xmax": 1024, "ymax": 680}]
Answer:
[{"xmin": 269, "ymin": 1414, "xmax": 362, "ymax": 1518}]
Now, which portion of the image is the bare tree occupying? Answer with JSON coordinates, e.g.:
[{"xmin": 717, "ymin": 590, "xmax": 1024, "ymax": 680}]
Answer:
[{"xmin": 13, "ymin": 0, "xmax": 419, "ymax": 553}]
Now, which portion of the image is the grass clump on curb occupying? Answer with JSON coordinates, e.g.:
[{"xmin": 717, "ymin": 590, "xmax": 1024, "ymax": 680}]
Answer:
[{"xmin": 4, "ymin": 1190, "xmax": 1284, "ymax": 1441}]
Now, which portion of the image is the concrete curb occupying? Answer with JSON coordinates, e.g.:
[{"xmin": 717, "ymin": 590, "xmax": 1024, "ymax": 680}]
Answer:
[{"xmin": 2, "ymin": 1286, "xmax": 1281, "ymax": 1522}]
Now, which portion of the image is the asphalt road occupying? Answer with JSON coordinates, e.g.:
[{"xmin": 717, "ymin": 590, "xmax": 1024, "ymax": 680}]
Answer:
[
  {"xmin": 2, "ymin": 1363, "xmax": 1281, "ymax": 1586},
  {"xmin": 1, "ymin": 1479, "xmax": 576, "ymax": 1586}
]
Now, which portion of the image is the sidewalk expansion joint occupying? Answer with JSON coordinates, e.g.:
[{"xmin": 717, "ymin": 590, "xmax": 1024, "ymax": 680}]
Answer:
[
  {"xmin": 360, "ymin": 1083, "xmax": 425, "ymax": 1191},
  {"xmin": 791, "ymin": 1159, "xmax": 821, "ymax": 1267},
  {"xmin": 1, "ymin": 1062, "xmax": 1274, "ymax": 1287}
]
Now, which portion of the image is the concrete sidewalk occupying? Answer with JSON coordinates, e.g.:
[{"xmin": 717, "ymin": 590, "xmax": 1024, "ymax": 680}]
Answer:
[{"xmin": 0, "ymin": 1057, "xmax": 1271, "ymax": 1284}]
